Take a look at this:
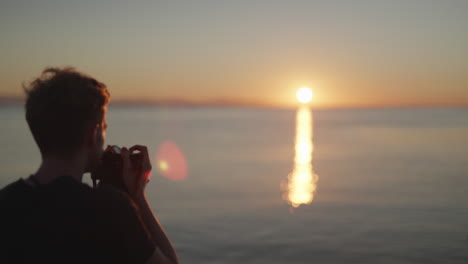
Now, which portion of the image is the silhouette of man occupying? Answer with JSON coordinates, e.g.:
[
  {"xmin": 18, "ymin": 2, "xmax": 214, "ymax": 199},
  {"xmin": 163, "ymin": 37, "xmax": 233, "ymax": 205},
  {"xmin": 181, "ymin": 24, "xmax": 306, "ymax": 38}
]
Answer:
[{"xmin": 0, "ymin": 67, "xmax": 179, "ymax": 264}]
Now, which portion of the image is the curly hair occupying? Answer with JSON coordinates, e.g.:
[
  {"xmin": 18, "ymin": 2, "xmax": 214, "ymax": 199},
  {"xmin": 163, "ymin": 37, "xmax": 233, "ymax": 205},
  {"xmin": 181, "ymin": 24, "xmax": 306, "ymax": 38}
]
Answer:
[{"xmin": 24, "ymin": 67, "xmax": 110, "ymax": 157}]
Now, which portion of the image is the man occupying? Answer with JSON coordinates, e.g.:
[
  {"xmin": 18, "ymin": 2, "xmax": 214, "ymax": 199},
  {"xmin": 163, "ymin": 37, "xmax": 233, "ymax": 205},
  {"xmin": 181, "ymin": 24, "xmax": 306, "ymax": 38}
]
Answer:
[{"xmin": 0, "ymin": 67, "xmax": 179, "ymax": 264}]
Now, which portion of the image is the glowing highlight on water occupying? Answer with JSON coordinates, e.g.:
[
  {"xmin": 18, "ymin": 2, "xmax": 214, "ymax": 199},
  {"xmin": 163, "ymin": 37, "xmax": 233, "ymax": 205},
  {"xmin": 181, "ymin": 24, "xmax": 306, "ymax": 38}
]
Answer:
[{"xmin": 283, "ymin": 106, "xmax": 319, "ymax": 208}]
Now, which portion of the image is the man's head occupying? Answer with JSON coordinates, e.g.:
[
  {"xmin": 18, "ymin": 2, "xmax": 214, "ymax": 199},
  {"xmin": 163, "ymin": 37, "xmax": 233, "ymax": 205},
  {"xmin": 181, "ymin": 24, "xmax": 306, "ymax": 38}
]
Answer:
[{"xmin": 24, "ymin": 67, "xmax": 110, "ymax": 172}]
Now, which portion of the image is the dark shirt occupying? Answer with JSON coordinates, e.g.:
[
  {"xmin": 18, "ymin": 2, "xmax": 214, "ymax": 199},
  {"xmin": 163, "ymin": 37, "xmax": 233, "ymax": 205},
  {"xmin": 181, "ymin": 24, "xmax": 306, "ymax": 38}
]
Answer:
[{"xmin": 0, "ymin": 176, "xmax": 155, "ymax": 264}]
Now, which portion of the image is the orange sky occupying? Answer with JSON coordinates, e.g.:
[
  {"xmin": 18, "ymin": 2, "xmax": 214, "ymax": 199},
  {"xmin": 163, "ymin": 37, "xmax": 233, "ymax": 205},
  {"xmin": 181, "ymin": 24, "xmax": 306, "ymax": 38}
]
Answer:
[{"xmin": 1, "ymin": 1, "xmax": 467, "ymax": 108}]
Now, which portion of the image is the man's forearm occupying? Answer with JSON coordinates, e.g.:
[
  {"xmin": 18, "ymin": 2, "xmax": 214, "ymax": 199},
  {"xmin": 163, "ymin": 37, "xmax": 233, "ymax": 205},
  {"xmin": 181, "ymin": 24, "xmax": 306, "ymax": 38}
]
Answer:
[{"xmin": 134, "ymin": 195, "xmax": 179, "ymax": 264}]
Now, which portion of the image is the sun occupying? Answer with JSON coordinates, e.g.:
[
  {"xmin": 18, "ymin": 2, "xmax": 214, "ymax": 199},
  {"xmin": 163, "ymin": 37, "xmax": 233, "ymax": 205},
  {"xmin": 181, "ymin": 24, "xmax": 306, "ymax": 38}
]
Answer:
[{"xmin": 296, "ymin": 87, "xmax": 313, "ymax": 103}]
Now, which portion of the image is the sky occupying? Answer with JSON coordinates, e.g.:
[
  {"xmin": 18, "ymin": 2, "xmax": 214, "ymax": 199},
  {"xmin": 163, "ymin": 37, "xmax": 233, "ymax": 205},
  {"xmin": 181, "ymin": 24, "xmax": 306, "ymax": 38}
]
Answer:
[{"xmin": 1, "ymin": 0, "xmax": 467, "ymax": 108}]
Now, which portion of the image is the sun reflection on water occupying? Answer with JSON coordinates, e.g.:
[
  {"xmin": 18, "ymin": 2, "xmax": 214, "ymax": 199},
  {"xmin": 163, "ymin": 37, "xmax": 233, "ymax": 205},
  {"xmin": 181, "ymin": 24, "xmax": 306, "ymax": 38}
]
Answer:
[{"xmin": 283, "ymin": 106, "xmax": 319, "ymax": 208}]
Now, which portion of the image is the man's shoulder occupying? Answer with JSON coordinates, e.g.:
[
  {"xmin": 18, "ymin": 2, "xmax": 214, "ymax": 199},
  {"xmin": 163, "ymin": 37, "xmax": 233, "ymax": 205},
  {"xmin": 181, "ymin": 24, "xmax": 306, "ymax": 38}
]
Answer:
[
  {"xmin": 0, "ymin": 178, "xmax": 28, "ymax": 192},
  {"xmin": 0, "ymin": 179, "xmax": 29, "ymax": 202},
  {"xmin": 0, "ymin": 177, "xmax": 137, "ymax": 216}
]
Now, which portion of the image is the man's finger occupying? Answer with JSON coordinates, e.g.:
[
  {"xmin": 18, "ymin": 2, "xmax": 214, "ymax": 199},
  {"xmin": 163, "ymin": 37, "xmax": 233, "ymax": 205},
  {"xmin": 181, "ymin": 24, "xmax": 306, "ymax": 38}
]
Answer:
[
  {"xmin": 130, "ymin": 145, "xmax": 148, "ymax": 155},
  {"xmin": 121, "ymin": 147, "xmax": 131, "ymax": 170},
  {"xmin": 130, "ymin": 145, "xmax": 152, "ymax": 171}
]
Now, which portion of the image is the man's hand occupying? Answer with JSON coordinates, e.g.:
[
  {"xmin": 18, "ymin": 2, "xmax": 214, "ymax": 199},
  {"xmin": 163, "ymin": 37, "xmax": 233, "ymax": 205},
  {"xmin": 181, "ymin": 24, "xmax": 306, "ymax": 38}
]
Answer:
[
  {"xmin": 121, "ymin": 145, "xmax": 152, "ymax": 200},
  {"xmin": 122, "ymin": 145, "xmax": 179, "ymax": 264}
]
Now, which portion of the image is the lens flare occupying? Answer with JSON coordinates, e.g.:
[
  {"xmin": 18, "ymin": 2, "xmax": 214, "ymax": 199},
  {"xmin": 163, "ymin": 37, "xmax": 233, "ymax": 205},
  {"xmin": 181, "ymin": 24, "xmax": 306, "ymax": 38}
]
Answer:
[
  {"xmin": 156, "ymin": 141, "xmax": 188, "ymax": 181},
  {"xmin": 158, "ymin": 160, "xmax": 169, "ymax": 172}
]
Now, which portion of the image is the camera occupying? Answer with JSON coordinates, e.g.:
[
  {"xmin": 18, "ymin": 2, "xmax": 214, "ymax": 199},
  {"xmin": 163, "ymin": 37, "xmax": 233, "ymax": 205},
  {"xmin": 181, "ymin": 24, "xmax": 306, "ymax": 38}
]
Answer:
[{"xmin": 91, "ymin": 145, "xmax": 143, "ymax": 193}]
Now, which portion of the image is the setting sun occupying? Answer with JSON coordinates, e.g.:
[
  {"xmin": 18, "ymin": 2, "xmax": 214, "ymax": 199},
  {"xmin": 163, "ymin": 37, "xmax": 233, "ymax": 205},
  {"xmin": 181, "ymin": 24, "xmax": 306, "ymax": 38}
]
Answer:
[{"xmin": 296, "ymin": 87, "xmax": 313, "ymax": 103}]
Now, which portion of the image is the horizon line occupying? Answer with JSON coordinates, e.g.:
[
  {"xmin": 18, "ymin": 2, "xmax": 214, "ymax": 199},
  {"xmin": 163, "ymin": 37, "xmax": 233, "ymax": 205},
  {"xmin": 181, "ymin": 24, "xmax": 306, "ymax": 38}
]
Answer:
[{"xmin": 0, "ymin": 95, "xmax": 467, "ymax": 110}]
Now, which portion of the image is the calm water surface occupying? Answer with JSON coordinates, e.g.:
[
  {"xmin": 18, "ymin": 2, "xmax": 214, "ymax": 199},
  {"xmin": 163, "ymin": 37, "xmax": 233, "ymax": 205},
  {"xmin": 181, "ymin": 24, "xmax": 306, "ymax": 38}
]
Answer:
[{"xmin": 1, "ymin": 106, "xmax": 467, "ymax": 263}]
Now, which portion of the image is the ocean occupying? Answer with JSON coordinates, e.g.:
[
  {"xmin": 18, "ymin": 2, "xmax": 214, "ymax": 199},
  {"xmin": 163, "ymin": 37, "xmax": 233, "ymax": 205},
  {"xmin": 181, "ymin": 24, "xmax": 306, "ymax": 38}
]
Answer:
[{"xmin": 1, "ymin": 105, "xmax": 467, "ymax": 263}]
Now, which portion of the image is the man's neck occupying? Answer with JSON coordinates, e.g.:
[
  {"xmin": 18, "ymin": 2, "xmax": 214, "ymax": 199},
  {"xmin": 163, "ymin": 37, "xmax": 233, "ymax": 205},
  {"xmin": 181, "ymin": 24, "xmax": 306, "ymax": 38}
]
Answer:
[{"xmin": 32, "ymin": 155, "xmax": 86, "ymax": 185}]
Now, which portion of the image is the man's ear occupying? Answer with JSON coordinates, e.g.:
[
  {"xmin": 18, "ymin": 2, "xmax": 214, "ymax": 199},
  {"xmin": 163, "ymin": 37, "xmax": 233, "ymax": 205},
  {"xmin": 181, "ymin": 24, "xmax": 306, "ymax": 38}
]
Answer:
[{"xmin": 85, "ymin": 126, "xmax": 99, "ymax": 147}]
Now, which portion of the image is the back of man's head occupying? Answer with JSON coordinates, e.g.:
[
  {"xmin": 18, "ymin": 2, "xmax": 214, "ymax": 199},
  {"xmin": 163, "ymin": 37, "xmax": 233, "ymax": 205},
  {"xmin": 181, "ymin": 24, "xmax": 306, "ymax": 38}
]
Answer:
[{"xmin": 24, "ymin": 67, "xmax": 110, "ymax": 158}]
